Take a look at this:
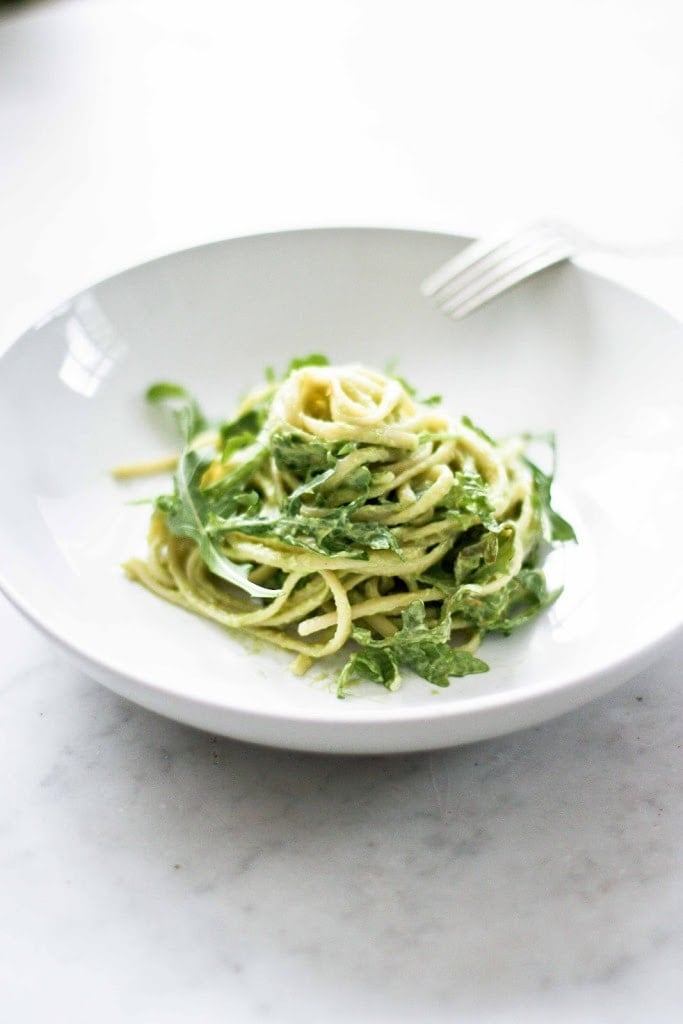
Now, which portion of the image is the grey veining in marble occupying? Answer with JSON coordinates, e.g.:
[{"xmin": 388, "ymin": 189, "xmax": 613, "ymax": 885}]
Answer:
[{"xmin": 1, "ymin": 595, "xmax": 681, "ymax": 1023}]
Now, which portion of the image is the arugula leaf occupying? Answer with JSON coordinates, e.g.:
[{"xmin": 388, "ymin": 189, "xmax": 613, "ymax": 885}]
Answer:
[
  {"xmin": 339, "ymin": 600, "xmax": 488, "ymax": 695},
  {"xmin": 158, "ymin": 443, "xmax": 280, "ymax": 598},
  {"xmin": 199, "ymin": 448, "xmax": 401, "ymax": 559},
  {"xmin": 340, "ymin": 465, "xmax": 372, "ymax": 494},
  {"xmin": 222, "ymin": 431, "xmax": 259, "ymax": 461},
  {"xmin": 337, "ymin": 647, "xmax": 401, "ymax": 694},
  {"xmin": 264, "ymin": 354, "xmax": 330, "ymax": 387},
  {"xmin": 523, "ymin": 452, "xmax": 577, "ymax": 543},
  {"xmin": 283, "ymin": 468, "xmax": 337, "ymax": 513},
  {"xmin": 336, "ymin": 441, "xmax": 357, "ymax": 457},
  {"xmin": 454, "ymin": 525, "xmax": 515, "ymax": 585},
  {"xmin": 461, "ymin": 415, "xmax": 497, "ymax": 445},
  {"xmin": 213, "ymin": 436, "xmax": 403, "ymax": 557},
  {"xmin": 454, "ymin": 530, "xmax": 499, "ymax": 585},
  {"xmin": 447, "ymin": 568, "xmax": 560, "ymax": 634},
  {"xmin": 212, "ymin": 504, "xmax": 401, "ymax": 559},
  {"xmin": 438, "ymin": 470, "xmax": 500, "ymax": 531},
  {"xmin": 396, "ymin": 375, "xmax": 442, "ymax": 406},
  {"xmin": 285, "ymin": 353, "xmax": 330, "ymax": 375},
  {"xmin": 271, "ymin": 434, "xmax": 362, "ymax": 490},
  {"xmin": 218, "ymin": 405, "xmax": 269, "ymax": 460},
  {"xmin": 157, "ymin": 420, "xmax": 400, "ymax": 568},
  {"xmin": 272, "ymin": 433, "xmax": 336, "ymax": 478},
  {"xmin": 146, "ymin": 382, "xmax": 209, "ymax": 441}
]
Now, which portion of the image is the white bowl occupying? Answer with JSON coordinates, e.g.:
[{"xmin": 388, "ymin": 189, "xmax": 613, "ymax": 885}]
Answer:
[{"xmin": 2, "ymin": 227, "xmax": 683, "ymax": 753}]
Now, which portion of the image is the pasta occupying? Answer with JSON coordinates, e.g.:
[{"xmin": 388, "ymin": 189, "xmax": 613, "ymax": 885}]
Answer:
[{"xmin": 122, "ymin": 357, "xmax": 574, "ymax": 694}]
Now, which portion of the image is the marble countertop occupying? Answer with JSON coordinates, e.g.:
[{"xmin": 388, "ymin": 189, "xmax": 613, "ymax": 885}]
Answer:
[{"xmin": 1, "ymin": 2, "xmax": 682, "ymax": 1020}]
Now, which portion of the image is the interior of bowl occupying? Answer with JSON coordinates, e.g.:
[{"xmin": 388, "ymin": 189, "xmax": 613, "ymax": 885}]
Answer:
[{"xmin": 2, "ymin": 227, "xmax": 683, "ymax": 750}]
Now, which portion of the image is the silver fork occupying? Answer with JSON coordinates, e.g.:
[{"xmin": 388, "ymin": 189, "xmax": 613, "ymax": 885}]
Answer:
[{"xmin": 421, "ymin": 220, "xmax": 584, "ymax": 319}]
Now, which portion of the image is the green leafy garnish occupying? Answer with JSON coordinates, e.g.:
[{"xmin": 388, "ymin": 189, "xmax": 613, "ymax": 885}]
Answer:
[
  {"xmin": 214, "ymin": 509, "xmax": 401, "ymax": 559},
  {"xmin": 337, "ymin": 647, "xmax": 401, "ymax": 692},
  {"xmin": 272, "ymin": 433, "xmax": 337, "ymax": 477},
  {"xmin": 447, "ymin": 568, "xmax": 560, "ymax": 634},
  {"xmin": 285, "ymin": 353, "xmax": 330, "ymax": 374},
  {"xmin": 338, "ymin": 600, "xmax": 488, "ymax": 695},
  {"xmin": 395, "ymin": 375, "xmax": 442, "ymax": 406},
  {"xmin": 222, "ymin": 431, "xmax": 259, "ymax": 461},
  {"xmin": 207, "ymin": 456, "xmax": 401, "ymax": 558},
  {"xmin": 157, "ymin": 443, "xmax": 278, "ymax": 598},
  {"xmin": 455, "ymin": 525, "xmax": 515, "ymax": 585},
  {"xmin": 461, "ymin": 415, "xmax": 497, "ymax": 445},
  {"xmin": 153, "ymin": 423, "xmax": 401, "ymax": 595},
  {"xmin": 146, "ymin": 382, "xmax": 209, "ymax": 440},
  {"xmin": 438, "ymin": 470, "xmax": 500, "ymax": 532},
  {"xmin": 524, "ymin": 455, "xmax": 577, "ymax": 543},
  {"xmin": 218, "ymin": 403, "xmax": 271, "ymax": 460}
]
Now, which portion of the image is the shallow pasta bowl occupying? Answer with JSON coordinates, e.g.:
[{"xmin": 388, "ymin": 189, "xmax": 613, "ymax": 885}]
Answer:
[{"xmin": 1, "ymin": 227, "xmax": 683, "ymax": 754}]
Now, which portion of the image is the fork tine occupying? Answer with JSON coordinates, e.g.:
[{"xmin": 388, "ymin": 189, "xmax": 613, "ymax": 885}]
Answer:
[
  {"xmin": 428, "ymin": 226, "xmax": 567, "ymax": 305},
  {"xmin": 436, "ymin": 230, "xmax": 575, "ymax": 311},
  {"xmin": 421, "ymin": 223, "xmax": 536, "ymax": 296},
  {"xmin": 440, "ymin": 240, "xmax": 576, "ymax": 319},
  {"xmin": 420, "ymin": 220, "xmax": 564, "ymax": 297}
]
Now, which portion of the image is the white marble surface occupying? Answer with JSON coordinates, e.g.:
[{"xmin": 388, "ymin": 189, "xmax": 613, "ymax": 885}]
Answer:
[{"xmin": 1, "ymin": 2, "xmax": 682, "ymax": 1020}]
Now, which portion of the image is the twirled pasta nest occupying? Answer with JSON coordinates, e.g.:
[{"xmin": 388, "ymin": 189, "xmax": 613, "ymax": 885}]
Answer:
[{"xmin": 121, "ymin": 358, "xmax": 574, "ymax": 694}]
